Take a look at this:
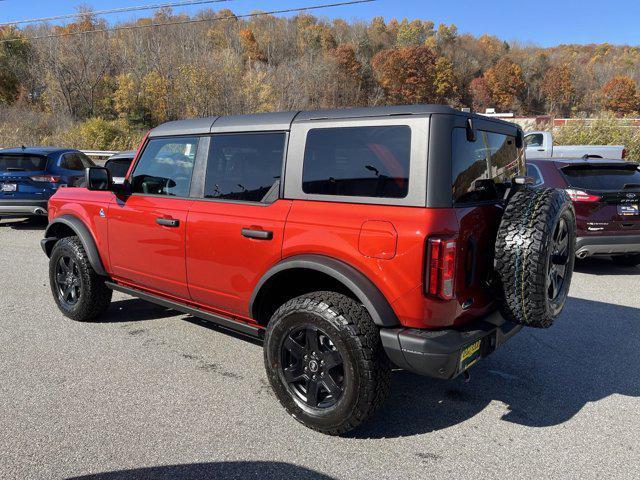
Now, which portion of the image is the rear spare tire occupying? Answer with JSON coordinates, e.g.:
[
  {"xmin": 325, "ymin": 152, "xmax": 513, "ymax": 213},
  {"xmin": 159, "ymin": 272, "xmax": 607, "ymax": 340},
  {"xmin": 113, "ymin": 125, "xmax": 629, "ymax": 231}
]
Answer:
[{"xmin": 495, "ymin": 188, "xmax": 576, "ymax": 329}]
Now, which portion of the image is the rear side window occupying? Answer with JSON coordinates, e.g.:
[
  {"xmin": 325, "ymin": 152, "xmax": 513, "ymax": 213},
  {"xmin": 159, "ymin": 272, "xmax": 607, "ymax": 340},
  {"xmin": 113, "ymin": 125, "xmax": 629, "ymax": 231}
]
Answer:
[
  {"xmin": 204, "ymin": 133, "xmax": 285, "ymax": 203},
  {"xmin": 562, "ymin": 165, "xmax": 640, "ymax": 191},
  {"xmin": 60, "ymin": 153, "xmax": 92, "ymax": 171},
  {"xmin": 0, "ymin": 155, "xmax": 47, "ymax": 171},
  {"xmin": 452, "ymin": 128, "xmax": 523, "ymax": 204},
  {"xmin": 131, "ymin": 137, "xmax": 198, "ymax": 197},
  {"xmin": 302, "ymin": 126, "xmax": 411, "ymax": 199}
]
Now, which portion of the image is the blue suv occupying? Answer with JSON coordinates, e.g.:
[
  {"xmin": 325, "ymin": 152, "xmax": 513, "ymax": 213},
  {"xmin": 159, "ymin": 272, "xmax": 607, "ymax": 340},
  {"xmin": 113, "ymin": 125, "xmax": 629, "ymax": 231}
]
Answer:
[{"xmin": 0, "ymin": 147, "xmax": 95, "ymax": 219}]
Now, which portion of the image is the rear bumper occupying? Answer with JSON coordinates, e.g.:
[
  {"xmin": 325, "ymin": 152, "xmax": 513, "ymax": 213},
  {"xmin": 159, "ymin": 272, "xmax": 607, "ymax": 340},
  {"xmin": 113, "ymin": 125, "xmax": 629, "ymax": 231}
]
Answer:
[
  {"xmin": 576, "ymin": 235, "xmax": 640, "ymax": 257},
  {"xmin": 380, "ymin": 311, "xmax": 522, "ymax": 380},
  {"xmin": 0, "ymin": 199, "xmax": 48, "ymax": 217}
]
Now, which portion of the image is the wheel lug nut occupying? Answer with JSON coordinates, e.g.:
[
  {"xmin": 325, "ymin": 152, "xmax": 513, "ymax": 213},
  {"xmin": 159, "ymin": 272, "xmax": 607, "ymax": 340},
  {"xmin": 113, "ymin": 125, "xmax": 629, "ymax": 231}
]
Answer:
[{"xmin": 312, "ymin": 375, "xmax": 317, "ymax": 380}]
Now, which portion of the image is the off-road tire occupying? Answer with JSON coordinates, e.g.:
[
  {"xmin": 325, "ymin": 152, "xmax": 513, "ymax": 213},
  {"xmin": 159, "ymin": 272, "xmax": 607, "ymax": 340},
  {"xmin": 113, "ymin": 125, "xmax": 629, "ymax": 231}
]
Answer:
[
  {"xmin": 611, "ymin": 254, "xmax": 640, "ymax": 267},
  {"xmin": 264, "ymin": 291, "xmax": 390, "ymax": 436},
  {"xmin": 49, "ymin": 236, "xmax": 112, "ymax": 322},
  {"xmin": 495, "ymin": 188, "xmax": 576, "ymax": 329}
]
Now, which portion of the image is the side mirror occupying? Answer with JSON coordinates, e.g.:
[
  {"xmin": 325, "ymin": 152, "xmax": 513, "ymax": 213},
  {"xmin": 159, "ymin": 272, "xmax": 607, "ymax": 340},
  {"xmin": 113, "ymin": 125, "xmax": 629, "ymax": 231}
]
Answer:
[{"xmin": 85, "ymin": 167, "xmax": 112, "ymax": 191}]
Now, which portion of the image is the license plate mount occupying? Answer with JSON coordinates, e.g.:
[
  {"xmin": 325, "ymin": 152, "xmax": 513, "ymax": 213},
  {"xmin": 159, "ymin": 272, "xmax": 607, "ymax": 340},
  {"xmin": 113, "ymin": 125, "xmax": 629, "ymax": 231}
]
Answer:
[
  {"xmin": 619, "ymin": 204, "xmax": 639, "ymax": 216},
  {"xmin": 0, "ymin": 183, "xmax": 17, "ymax": 192}
]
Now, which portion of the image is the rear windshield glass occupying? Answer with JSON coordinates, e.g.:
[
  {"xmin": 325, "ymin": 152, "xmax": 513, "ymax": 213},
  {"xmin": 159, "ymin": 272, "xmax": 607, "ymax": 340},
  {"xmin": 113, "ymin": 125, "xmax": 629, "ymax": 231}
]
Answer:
[
  {"xmin": 0, "ymin": 155, "xmax": 47, "ymax": 172},
  {"xmin": 562, "ymin": 165, "xmax": 640, "ymax": 191},
  {"xmin": 452, "ymin": 128, "xmax": 523, "ymax": 204},
  {"xmin": 302, "ymin": 126, "xmax": 411, "ymax": 199}
]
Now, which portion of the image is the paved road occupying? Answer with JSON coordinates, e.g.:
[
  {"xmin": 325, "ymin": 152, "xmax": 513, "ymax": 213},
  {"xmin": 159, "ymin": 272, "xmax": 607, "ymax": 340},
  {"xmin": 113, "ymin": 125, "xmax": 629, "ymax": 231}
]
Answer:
[{"xmin": 1, "ymin": 218, "xmax": 639, "ymax": 480}]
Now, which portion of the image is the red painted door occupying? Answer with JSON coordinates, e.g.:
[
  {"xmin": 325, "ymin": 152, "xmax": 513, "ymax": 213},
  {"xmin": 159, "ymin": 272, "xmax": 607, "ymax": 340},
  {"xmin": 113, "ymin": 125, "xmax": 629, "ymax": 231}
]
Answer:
[
  {"xmin": 108, "ymin": 195, "xmax": 193, "ymax": 299},
  {"xmin": 185, "ymin": 199, "xmax": 292, "ymax": 318}
]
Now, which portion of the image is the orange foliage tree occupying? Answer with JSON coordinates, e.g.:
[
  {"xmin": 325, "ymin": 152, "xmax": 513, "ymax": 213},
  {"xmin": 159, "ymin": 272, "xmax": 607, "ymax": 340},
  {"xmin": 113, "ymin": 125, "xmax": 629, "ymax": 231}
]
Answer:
[
  {"xmin": 541, "ymin": 65, "xmax": 575, "ymax": 116},
  {"xmin": 600, "ymin": 76, "xmax": 639, "ymax": 116},
  {"xmin": 484, "ymin": 58, "xmax": 526, "ymax": 111}
]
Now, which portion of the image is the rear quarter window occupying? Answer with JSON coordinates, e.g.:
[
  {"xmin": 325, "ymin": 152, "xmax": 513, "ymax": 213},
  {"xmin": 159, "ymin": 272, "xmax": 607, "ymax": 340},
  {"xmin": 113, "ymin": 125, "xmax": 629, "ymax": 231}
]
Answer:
[
  {"xmin": 452, "ymin": 128, "xmax": 523, "ymax": 205},
  {"xmin": 302, "ymin": 126, "xmax": 411, "ymax": 199}
]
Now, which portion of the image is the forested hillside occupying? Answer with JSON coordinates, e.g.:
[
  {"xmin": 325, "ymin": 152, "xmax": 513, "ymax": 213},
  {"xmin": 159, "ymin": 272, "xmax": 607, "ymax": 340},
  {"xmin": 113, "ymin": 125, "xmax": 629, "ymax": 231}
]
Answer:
[{"xmin": 1, "ymin": 7, "xmax": 640, "ymax": 150}]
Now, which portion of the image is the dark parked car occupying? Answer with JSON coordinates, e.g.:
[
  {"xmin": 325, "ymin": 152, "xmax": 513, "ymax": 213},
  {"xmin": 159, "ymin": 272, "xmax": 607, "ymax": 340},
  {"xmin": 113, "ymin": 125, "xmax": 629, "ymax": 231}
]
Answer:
[
  {"xmin": 105, "ymin": 151, "xmax": 135, "ymax": 184},
  {"xmin": 528, "ymin": 158, "xmax": 640, "ymax": 266},
  {"xmin": 0, "ymin": 147, "xmax": 94, "ymax": 219}
]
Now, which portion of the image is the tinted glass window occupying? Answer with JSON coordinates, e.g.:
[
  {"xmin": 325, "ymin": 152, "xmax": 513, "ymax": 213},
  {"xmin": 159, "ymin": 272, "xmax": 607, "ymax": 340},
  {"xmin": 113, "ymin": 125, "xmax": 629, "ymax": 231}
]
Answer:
[
  {"xmin": 526, "ymin": 164, "xmax": 544, "ymax": 186},
  {"xmin": 302, "ymin": 126, "xmax": 411, "ymax": 199},
  {"xmin": 0, "ymin": 155, "xmax": 47, "ymax": 171},
  {"xmin": 452, "ymin": 128, "xmax": 522, "ymax": 204},
  {"xmin": 562, "ymin": 166, "xmax": 640, "ymax": 191},
  {"xmin": 525, "ymin": 133, "xmax": 544, "ymax": 147},
  {"xmin": 105, "ymin": 159, "xmax": 132, "ymax": 178},
  {"xmin": 204, "ymin": 133, "xmax": 285, "ymax": 203},
  {"xmin": 60, "ymin": 153, "xmax": 86, "ymax": 171},
  {"xmin": 131, "ymin": 137, "xmax": 197, "ymax": 197}
]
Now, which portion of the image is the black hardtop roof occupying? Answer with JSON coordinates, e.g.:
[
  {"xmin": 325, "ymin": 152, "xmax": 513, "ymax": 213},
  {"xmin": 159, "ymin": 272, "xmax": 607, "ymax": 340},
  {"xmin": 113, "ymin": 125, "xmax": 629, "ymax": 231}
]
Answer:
[
  {"xmin": 0, "ymin": 147, "xmax": 78, "ymax": 156},
  {"xmin": 148, "ymin": 104, "xmax": 519, "ymax": 137}
]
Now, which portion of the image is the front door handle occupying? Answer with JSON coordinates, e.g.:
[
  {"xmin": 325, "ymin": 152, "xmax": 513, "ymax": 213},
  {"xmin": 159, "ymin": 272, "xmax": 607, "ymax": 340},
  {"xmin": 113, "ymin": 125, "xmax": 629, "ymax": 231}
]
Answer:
[
  {"xmin": 242, "ymin": 228, "xmax": 273, "ymax": 240},
  {"xmin": 156, "ymin": 218, "xmax": 180, "ymax": 228}
]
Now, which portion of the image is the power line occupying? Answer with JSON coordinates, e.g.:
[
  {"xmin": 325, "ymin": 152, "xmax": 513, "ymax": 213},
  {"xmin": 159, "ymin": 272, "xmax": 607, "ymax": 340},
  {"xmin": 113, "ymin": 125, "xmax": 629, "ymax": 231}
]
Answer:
[
  {"xmin": 1, "ymin": 0, "xmax": 234, "ymax": 27},
  {"xmin": 0, "ymin": 0, "xmax": 376, "ymax": 44}
]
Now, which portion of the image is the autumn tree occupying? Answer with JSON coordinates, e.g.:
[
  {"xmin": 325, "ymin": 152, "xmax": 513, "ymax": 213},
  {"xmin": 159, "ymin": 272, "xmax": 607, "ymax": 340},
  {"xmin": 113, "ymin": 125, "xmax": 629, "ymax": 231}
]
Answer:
[
  {"xmin": 372, "ymin": 46, "xmax": 457, "ymax": 104},
  {"xmin": 0, "ymin": 27, "xmax": 32, "ymax": 105},
  {"xmin": 541, "ymin": 64, "xmax": 575, "ymax": 116},
  {"xmin": 240, "ymin": 28, "xmax": 267, "ymax": 63},
  {"xmin": 469, "ymin": 77, "xmax": 491, "ymax": 112},
  {"xmin": 484, "ymin": 58, "xmax": 526, "ymax": 111},
  {"xmin": 331, "ymin": 44, "xmax": 368, "ymax": 106},
  {"xmin": 600, "ymin": 75, "xmax": 639, "ymax": 116},
  {"xmin": 396, "ymin": 19, "xmax": 434, "ymax": 46}
]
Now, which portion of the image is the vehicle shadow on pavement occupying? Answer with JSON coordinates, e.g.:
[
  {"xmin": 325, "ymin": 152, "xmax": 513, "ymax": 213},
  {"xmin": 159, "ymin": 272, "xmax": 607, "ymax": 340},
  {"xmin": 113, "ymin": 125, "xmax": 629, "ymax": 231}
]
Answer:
[
  {"xmin": 67, "ymin": 461, "xmax": 335, "ymax": 480},
  {"xmin": 0, "ymin": 217, "xmax": 48, "ymax": 230},
  {"xmin": 574, "ymin": 257, "xmax": 639, "ymax": 276},
  {"xmin": 353, "ymin": 296, "xmax": 640, "ymax": 439},
  {"xmin": 102, "ymin": 298, "xmax": 179, "ymax": 323}
]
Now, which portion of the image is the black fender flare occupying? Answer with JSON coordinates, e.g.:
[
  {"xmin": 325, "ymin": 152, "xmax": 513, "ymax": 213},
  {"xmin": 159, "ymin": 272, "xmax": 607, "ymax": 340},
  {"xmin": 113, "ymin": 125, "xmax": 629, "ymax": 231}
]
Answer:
[
  {"xmin": 42, "ymin": 215, "xmax": 108, "ymax": 277},
  {"xmin": 250, "ymin": 254, "xmax": 399, "ymax": 327}
]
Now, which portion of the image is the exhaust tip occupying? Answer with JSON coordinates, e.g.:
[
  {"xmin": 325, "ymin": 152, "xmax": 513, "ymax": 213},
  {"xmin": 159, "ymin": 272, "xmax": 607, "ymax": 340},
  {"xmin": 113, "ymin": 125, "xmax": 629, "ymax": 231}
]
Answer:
[
  {"xmin": 33, "ymin": 208, "xmax": 47, "ymax": 216},
  {"xmin": 576, "ymin": 251, "xmax": 589, "ymax": 260}
]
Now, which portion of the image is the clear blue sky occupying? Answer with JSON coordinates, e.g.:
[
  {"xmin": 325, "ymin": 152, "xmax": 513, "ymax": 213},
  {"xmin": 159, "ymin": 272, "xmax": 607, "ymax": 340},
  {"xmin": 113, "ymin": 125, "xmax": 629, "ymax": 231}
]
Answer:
[{"xmin": 1, "ymin": 0, "xmax": 639, "ymax": 47}]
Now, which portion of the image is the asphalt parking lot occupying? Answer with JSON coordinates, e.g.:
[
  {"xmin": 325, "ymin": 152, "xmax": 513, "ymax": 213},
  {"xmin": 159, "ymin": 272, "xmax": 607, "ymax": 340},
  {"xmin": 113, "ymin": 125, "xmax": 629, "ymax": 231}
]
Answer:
[{"xmin": 1, "ymin": 218, "xmax": 639, "ymax": 480}]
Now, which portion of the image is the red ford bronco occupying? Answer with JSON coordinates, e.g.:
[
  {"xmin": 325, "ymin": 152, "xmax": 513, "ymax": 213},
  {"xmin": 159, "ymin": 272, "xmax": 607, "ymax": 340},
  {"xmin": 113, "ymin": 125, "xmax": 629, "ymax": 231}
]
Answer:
[{"xmin": 42, "ymin": 105, "xmax": 576, "ymax": 435}]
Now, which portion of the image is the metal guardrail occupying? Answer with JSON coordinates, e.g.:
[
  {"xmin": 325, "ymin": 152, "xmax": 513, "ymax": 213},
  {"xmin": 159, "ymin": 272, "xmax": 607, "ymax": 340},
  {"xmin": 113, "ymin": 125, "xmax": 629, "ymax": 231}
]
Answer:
[{"xmin": 81, "ymin": 150, "xmax": 119, "ymax": 159}]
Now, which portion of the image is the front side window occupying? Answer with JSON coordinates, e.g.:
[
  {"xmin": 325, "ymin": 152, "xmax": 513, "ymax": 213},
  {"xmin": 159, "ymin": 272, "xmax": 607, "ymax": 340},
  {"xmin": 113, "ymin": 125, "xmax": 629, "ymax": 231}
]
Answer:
[
  {"xmin": 452, "ymin": 128, "xmax": 523, "ymax": 204},
  {"xmin": 130, "ymin": 137, "xmax": 198, "ymax": 197},
  {"xmin": 526, "ymin": 164, "xmax": 544, "ymax": 186},
  {"xmin": 204, "ymin": 133, "xmax": 285, "ymax": 203},
  {"xmin": 302, "ymin": 126, "xmax": 411, "ymax": 199}
]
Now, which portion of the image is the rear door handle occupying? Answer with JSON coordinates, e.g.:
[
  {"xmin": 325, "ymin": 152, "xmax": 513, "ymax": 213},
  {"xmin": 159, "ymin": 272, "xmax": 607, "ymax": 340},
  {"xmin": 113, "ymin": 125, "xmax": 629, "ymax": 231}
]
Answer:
[
  {"xmin": 242, "ymin": 228, "xmax": 273, "ymax": 240},
  {"xmin": 156, "ymin": 218, "xmax": 180, "ymax": 228}
]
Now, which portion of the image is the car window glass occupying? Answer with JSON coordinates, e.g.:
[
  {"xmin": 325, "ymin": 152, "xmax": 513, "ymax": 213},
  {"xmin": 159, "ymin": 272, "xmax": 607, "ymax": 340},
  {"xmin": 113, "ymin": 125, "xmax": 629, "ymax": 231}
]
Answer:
[
  {"xmin": 525, "ymin": 134, "xmax": 543, "ymax": 148},
  {"xmin": 526, "ymin": 164, "xmax": 544, "ymax": 186},
  {"xmin": 452, "ymin": 128, "xmax": 523, "ymax": 204},
  {"xmin": 130, "ymin": 137, "xmax": 198, "ymax": 197},
  {"xmin": 562, "ymin": 166, "xmax": 640, "ymax": 191},
  {"xmin": 106, "ymin": 159, "xmax": 132, "ymax": 178},
  {"xmin": 302, "ymin": 126, "xmax": 411, "ymax": 199},
  {"xmin": 60, "ymin": 153, "xmax": 86, "ymax": 171},
  {"xmin": 0, "ymin": 155, "xmax": 47, "ymax": 171},
  {"xmin": 204, "ymin": 133, "xmax": 285, "ymax": 203}
]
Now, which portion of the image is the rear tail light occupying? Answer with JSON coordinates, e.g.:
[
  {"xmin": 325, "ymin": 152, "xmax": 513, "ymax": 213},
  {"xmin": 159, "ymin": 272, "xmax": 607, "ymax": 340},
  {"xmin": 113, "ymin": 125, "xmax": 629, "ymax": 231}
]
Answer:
[
  {"xmin": 30, "ymin": 175, "xmax": 61, "ymax": 183},
  {"xmin": 622, "ymin": 148, "xmax": 627, "ymax": 159},
  {"xmin": 426, "ymin": 237, "xmax": 457, "ymax": 300},
  {"xmin": 565, "ymin": 188, "xmax": 601, "ymax": 202}
]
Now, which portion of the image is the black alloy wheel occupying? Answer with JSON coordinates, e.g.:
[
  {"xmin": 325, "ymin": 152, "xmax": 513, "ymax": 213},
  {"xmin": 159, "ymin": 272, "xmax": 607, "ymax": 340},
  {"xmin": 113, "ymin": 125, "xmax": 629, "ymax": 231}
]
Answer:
[
  {"xmin": 280, "ymin": 325, "xmax": 345, "ymax": 409},
  {"xmin": 55, "ymin": 255, "xmax": 82, "ymax": 306},
  {"xmin": 547, "ymin": 217, "xmax": 570, "ymax": 302}
]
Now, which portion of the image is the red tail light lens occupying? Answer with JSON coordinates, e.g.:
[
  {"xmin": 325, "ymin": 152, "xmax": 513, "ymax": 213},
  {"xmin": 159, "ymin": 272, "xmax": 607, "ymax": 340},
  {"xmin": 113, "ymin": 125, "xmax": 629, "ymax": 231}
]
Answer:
[
  {"xmin": 426, "ymin": 237, "xmax": 457, "ymax": 300},
  {"xmin": 565, "ymin": 188, "xmax": 601, "ymax": 202},
  {"xmin": 30, "ymin": 175, "xmax": 61, "ymax": 183},
  {"xmin": 622, "ymin": 148, "xmax": 627, "ymax": 159}
]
